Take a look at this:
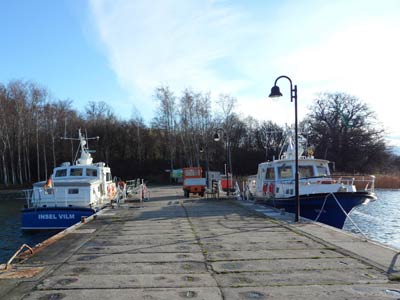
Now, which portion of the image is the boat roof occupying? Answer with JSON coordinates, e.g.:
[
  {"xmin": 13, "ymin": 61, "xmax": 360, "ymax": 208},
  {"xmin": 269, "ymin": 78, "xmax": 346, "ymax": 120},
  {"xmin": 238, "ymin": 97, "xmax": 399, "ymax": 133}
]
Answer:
[
  {"xmin": 53, "ymin": 163, "xmax": 109, "ymax": 170},
  {"xmin": 259, "ymin": 157, "xmax": 329, "ymax": 167}
]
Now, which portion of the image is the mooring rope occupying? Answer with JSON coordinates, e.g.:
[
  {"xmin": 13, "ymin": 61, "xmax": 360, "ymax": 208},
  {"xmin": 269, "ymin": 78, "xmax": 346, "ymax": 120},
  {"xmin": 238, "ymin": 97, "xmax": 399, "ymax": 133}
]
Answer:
[{"xmin": 314, "ymin": 193, "xmax": 368, "ymax": 240}]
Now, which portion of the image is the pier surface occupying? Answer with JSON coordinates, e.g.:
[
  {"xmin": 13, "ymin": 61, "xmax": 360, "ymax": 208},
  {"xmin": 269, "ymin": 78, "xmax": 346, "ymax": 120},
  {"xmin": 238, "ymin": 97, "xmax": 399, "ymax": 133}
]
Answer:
[{"xmin": 1, "ymin": 185, "xmax": 400, "ymax": 299}]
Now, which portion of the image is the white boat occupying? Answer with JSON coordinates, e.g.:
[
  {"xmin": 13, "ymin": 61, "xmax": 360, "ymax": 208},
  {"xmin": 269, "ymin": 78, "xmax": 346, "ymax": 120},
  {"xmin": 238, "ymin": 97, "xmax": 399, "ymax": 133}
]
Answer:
[
  {"xmin": 21, "ymin": 129, "xmax": 117, "ymax": 230},
  {"xmin": 254, "ymin": 131, "xmax": 376, "ymax": 228}
]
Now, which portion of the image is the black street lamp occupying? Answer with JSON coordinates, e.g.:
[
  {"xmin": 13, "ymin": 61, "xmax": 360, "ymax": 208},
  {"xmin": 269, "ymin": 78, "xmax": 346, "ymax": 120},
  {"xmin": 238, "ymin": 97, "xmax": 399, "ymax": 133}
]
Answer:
[
  {"xmin": 214, "ymin": 128, "xmax": 231, "ymax": 197},
  {"xmin": 269, "ymin": 75, "xmax": 300, "ymax": 222}
]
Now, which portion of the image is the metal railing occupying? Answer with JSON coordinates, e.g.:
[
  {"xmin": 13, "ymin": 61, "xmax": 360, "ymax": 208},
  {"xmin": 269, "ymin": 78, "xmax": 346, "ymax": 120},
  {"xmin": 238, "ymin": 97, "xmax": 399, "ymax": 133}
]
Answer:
[
  {"xmin": 259, "ymin": 174, "xmax": 375, "ymax": 198},
  {"xmin": 125, "ymin": 179, "xmax": 148, "ymax": 202}
]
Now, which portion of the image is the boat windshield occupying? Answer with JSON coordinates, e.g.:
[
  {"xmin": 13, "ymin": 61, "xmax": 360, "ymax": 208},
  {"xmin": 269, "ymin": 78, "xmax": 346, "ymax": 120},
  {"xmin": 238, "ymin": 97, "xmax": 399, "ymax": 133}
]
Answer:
[
  {"xmin": 86, "ymin": 168, "xmax": 98, "ymax": 177},
  {"xmin": 278, "ymin": 165, "xmax": 292, "ymax": 179},
  {"xmin": 55, "ymin": 169, "xmax": 67, "ymax": 177},
  {"xmin": 316, "ymin": 165, "xmax": 329, "ymax": 176},
  {"xmin": 70, "ymin": 168, "xmax": 83, "ymax": 176}
]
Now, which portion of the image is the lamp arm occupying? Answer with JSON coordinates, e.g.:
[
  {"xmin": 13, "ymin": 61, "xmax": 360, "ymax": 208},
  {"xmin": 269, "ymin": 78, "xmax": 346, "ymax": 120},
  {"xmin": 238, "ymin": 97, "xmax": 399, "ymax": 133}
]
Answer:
[{"xmin": 274, "ymin": 75, "xmax": 296, "ymax": 102}]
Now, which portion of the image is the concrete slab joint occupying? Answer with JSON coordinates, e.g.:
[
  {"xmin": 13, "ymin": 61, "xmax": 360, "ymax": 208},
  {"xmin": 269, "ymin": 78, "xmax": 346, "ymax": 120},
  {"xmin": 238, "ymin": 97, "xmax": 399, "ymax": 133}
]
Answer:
[{"xmin": 2, "ymin": 185, "xmax": 400, "ymax": 300}]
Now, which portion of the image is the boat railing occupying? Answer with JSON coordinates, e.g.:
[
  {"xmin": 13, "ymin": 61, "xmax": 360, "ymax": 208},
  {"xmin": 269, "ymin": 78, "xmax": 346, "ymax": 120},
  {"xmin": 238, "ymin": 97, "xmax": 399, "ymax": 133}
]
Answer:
[
  {"xmin": 23, "ymin": 187, "xmax": 64, "ymax": 209},
  {"xmin": 23, "ymin": 188, "xmax": 48, "ymax": 209},
  {"xmin": 125, "ymin": 179, "xmax": 148, "ymax": 201},
  {"xmin": 330, "ymin": 174, "xmax": 375, "ymax": 192},
  {"xmin": 126, "ymin": 179, "xmax": 139, "ymax": 195},
  {"xmin": 269, "ymin": 174, "xmax": 375, "ymax": 193},
  {"xmin": 23, "ymin": 189, "xmax": 34, "ymax": 208}
]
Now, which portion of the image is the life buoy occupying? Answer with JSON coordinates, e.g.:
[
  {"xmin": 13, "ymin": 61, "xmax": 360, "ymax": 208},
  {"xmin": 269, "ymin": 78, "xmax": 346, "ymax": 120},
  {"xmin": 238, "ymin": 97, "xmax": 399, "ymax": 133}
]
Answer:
[
  {"xmin": 107, "ymin": 184, "xmax": 116, "ymax": 196},
  {"xmin": 269, "ymin": 183, "xmax": 274, "ymax": 193},
  {"xmin": 262, "ymin": 184, "xmax": 267, "ymax": 194},
  {"xmin": 118, "ymin": 181, "xmax": 126, "ymax": 189}
]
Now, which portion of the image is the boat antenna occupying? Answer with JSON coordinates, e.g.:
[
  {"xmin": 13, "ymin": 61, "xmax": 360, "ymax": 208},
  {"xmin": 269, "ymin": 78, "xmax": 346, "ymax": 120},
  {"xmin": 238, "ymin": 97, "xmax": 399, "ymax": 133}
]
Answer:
[{"xmin": 60, "ymin": 129, "xmax": 100, "ymax": 164}]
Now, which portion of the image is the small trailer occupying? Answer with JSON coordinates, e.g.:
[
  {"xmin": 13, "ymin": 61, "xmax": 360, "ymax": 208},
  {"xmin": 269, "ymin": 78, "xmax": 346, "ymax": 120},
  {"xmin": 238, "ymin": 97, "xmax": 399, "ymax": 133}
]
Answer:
[{"xmin": 182, "ymin": 167, "xmax": 206, "ymax": 197}]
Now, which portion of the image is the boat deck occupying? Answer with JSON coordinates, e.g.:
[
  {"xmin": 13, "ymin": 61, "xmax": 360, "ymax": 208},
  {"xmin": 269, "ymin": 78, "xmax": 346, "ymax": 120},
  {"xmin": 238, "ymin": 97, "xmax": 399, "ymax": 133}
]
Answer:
[{"xmin": 1, "ymin": 185, "xmax": 400, "ymax": 299}]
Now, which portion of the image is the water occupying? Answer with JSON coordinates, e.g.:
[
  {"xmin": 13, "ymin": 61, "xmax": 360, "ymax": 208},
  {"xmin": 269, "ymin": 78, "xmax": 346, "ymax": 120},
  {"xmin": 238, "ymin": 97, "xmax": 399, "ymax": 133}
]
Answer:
[
  {"xmin": 343, "ymin": 189, "xmax": 400, "ymax": 249},
  {"xmin": 0, "ymin": 191, "xmax": 56, "ymax": 264}
]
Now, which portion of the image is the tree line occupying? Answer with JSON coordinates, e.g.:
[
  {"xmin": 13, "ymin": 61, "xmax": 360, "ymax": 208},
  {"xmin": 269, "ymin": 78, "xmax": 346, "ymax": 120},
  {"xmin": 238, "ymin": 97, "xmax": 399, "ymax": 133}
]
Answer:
[{"xmin": 0, "ymin": 80, "xmax": 398, "ymax": 186}]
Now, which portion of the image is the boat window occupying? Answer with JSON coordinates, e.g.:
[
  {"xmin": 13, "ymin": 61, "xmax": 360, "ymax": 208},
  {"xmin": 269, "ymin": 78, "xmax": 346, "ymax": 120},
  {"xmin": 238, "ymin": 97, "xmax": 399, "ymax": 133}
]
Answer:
[
  {"xmin": 86, "ymin": 168, "xmax": 98, "ymax": 177},
  {"xmin": 316, "ymin": 165, "xmax": 329, "ymax": 176},
  {"xmin": 106, "ymin": 172, "xmax": 112, "ymax": 181},
  {"xmin": 68, "ymin": 188, "xmax": 79, "ymax": 194},
  {"xmin": 299, "ymin": 166, "xmax": 314, "ymax": 178},
  {"xmin": 55, "ymin": 169, "xmax": 67, "ymax": 177},
  {"xmin": 278, "ymin": 165, "xmax": 293, "ymax": 179},
  {"xmin": 70, "ymin": 168, "xmax": 83, "ymax": 176},
  {"xmin": 265, "ymin": 167, "xmax": 275, "ymax": 180}
]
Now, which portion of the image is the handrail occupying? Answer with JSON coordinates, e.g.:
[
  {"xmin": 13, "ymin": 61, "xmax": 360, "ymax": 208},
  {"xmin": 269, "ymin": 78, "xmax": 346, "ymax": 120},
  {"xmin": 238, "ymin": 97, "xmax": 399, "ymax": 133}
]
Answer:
[
  {"xmin": 4, "ymin": 244, "xmax": 33, "ymax": 270},
  {"xmin": 262, "ymin": 174, "xmax": 375, "ymax": 193},
  {"xmin": 22, "ymin": 189, "xmax": 33, "ymax": 208}
]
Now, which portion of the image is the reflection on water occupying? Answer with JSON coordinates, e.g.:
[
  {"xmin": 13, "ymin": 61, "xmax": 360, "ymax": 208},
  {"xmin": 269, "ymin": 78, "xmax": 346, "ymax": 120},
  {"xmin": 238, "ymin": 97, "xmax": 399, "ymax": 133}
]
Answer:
[
  {"xmin": 0, "ymin": 192, "xmax": 56, "ymax": 263},
  {"xmin": 344, "ymin": 189, "xmax": 400, "ymax": 250}
]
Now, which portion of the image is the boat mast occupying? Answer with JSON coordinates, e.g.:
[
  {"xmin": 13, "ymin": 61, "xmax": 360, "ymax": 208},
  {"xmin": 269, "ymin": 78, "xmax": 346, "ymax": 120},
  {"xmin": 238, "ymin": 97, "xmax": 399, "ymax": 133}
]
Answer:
[{"xmin": 60, "ymin": 129, "xmax": 99, "ymax": 165}]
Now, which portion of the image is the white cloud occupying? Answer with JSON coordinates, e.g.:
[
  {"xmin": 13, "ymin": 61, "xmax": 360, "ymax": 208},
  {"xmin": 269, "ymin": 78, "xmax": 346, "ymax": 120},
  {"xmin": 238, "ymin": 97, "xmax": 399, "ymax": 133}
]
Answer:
[
  {"xmin": 280, "ymin": 17, "xmax": 400, "ymax": 134},
  {"xmin": 89, "ymin": 0, "xmax": 257, "ymax": 119},
  {"xmin": 88, "ymin": 0, "xmax": 400, "ymax": 139}
]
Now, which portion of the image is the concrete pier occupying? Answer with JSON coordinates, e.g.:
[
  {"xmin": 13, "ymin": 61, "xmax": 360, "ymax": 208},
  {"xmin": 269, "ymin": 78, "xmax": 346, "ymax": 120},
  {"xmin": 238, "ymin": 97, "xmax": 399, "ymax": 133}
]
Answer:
[{"xmin": 1, "ymin": 185, "xmax": 400, "ymax": 299}]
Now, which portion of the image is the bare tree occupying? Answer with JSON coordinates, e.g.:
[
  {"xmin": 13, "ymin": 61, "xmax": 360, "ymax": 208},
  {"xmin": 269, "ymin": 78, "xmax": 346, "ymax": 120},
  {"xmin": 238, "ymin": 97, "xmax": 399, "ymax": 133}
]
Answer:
[
  {"xmin": 153, "ymin": 86, "xmax": 177, "ymax": 178},
  {"xmin": 216, "ymin": 94, "xmax": 237, "ymax": 176},
  {"xmin": 304, "ymin": 92, "xmax": 388, "ymax": 172}
]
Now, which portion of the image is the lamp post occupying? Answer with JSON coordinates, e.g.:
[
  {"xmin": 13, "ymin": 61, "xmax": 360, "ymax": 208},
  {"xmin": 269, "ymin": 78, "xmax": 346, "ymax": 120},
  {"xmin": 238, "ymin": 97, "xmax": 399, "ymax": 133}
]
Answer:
[
  {"xmin": 269, "ymin": 75, "xmax": 300, "ymax": 222},
  {"xmin": 213, "ymin": 128, "xmax": 231, "ymax": 197}
]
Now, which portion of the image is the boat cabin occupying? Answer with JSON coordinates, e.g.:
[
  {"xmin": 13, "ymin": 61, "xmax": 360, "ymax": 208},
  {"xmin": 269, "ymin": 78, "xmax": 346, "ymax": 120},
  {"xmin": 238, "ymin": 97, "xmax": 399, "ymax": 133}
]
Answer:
[
  {"xmin": 30, "ymin": 161, "xmax": 115, "ymax": 210},
  {"xmin": 255, "ymin": 158, "xmax": 355, "ymax": 199},
  {"xmin": 53, "ymin": 162, "xmax": 112, "ymax": 181}
]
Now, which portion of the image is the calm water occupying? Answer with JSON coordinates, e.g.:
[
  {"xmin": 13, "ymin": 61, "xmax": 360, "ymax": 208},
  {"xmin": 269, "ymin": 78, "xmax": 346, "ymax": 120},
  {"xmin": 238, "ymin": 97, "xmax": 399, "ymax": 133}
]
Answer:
[
  {"xmin": 0, "ymin": 189, "xmax": 399, "ymax": 263},
  {"xmin": 0, "ymin": 192, "xmax": 56, "ymax": 264},
  {"xmin": 343, "ymin": 189, "xmax": 400, "ymax": 249}
]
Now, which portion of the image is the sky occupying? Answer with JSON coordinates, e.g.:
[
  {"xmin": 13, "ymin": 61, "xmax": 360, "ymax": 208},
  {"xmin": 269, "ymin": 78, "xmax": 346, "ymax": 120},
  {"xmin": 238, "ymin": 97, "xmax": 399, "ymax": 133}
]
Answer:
[{"xmin": 1, "ymin": 0, "xmax": 400, "ymax": 148}]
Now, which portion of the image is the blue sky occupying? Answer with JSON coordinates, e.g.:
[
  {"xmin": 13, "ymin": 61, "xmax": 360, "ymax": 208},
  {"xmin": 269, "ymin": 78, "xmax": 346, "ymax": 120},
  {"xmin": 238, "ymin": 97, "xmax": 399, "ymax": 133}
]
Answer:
[
  {"xmin": 0, "ymin": 1, "xmax": 128, "ymax": 110},
  {"xmin": 1, "ymin": 0, "xmax": 400, "ymax": 147}
]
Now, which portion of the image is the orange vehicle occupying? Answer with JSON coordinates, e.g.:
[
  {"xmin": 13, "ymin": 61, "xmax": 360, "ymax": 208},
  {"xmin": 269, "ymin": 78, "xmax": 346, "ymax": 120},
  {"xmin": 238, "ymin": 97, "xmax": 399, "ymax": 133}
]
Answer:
[
  {"xmin": 220, "ymin": 174, "xmax": 234, "ymax": 192},
  {"xmin": 182, "ymin": 167, "xmax": 206, "ymax": 197}
]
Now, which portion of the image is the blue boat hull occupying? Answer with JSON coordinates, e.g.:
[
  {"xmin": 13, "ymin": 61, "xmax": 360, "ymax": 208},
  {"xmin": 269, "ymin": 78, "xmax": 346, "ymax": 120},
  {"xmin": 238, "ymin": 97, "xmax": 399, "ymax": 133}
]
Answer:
[
  {"xmin": 21, "ymin": 207, "xmax": 95, "ymax": 230},
  {"xmin": 262, "ymin": 192, "xmax": 376, "ymax": 229}
]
